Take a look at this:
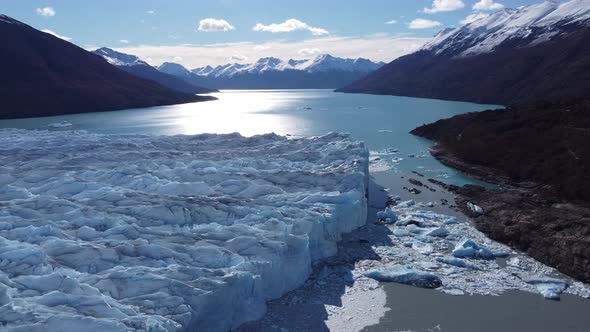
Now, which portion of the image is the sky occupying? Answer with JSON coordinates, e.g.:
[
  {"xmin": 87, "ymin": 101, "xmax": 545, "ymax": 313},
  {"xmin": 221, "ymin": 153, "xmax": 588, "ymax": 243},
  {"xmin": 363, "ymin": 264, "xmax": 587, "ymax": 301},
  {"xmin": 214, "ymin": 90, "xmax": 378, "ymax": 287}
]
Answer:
[{"xmin": 1, "ymin": 0, "xmax": 547, "ymax": 68}]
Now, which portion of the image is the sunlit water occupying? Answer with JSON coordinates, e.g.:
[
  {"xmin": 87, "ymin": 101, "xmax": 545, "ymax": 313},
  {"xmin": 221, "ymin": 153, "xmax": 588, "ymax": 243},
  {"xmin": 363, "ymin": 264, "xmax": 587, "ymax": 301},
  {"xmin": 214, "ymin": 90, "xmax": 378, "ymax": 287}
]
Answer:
[{"xmin": 0, "ymin": 89, "xmax": 499, "ymax": 186}]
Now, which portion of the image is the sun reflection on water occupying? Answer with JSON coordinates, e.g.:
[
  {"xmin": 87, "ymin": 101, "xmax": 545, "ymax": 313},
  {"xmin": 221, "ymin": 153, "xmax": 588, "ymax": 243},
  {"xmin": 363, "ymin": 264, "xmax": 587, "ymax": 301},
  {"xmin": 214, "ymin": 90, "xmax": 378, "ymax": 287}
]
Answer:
[{"xmin": 172, "ymin": 90, "xmax": 305, "ymax": 136}]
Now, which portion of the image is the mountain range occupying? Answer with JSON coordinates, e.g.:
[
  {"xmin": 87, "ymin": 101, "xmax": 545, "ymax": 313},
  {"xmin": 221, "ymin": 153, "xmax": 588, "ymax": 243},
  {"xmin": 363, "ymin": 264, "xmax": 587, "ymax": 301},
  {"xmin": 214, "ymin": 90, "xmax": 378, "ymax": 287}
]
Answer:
[
  {"xmin": 158, "ymin": 55, "xmax": 385, "ymax": 90},
  {"xmin": 338, "ymin": 0, "xmax": 590, "ymax": 105},
  {"xmin": 0, "ymin": 14, "xmax": 213, "ymax": 120},
  {"xmin": 92, "ymin": 48, "xmax": 215, "ymax": 94}
]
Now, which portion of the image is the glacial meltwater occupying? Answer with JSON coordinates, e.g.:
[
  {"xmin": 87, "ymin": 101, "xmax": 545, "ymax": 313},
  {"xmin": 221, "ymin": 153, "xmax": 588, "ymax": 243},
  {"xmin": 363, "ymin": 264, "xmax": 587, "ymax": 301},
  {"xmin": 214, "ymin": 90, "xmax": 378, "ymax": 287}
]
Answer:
[{"xmin": 2, "ymin": 89, "xmax": 589, "ymax": 331}]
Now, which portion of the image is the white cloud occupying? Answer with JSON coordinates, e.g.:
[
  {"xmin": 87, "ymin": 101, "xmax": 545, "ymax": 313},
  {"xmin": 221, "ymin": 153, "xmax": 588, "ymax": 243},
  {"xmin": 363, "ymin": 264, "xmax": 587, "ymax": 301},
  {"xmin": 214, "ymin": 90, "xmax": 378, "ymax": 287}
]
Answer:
[
  {"xmin": 298, "ymin": 48, "xmax": 321, "ymax": 56},
  {"xmin": 229, "ymin": 54, "xmax": 248, "ymax": 61},
  {"xmin": 198, "ymin": 18, "xmax": 235, "ymax": 32},
  {"xmin": 115, "ymin": 34, "xmax": 430, "ymax": 68},
  {"xmin": 473, "ymin": 0, "xmax": 504, "ymax": 11},
  {"xmin": 173, "ymin": 56, "xmax": 184, "ymax": 62},
  {"xmin": 423, "ymin": 0, "xmax": 465, "ymax": 14},
  {"xmin": 385, "ymin": 19, "xmax": 397, "ymax": 25},
  {"xmin": 460, "ymin": 13, "xmax": 490, "ymax": 25},
  {"xmin": 41, "ymin": 29, "xmax": 71, "ymax": 41},
  {"xmin": 253, "ymin": 18, "xmax": 328, "ymax": 36},
  {"xmin": 120, "ymin": 39, "xmax": 130, "ymax": 44},
  {"xmin": 408, "ymin": 19, "xmax": 442, "ymax": 29},
  {"xmin": 36, "ymin": 7, "xmax": 56, "ymax": 17},
  {"xmin": 147, "ymin": 10, "xmax": 155, "ymax": 14}
]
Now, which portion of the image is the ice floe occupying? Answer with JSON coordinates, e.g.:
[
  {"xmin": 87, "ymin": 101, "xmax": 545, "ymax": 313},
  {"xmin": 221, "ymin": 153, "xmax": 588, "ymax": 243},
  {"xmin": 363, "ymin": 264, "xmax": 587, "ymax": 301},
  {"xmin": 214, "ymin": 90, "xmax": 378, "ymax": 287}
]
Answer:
[
  {"xmin": 363, "ymin": 200, "xmax": 590, "ymax": 300},
  {"xmin": 47, "ymin": 120, "xmax": 73, "ymax": 128},
  {"xmin": 365, "ymin": 265, "xmax": 442, "ymax": 289},
  {"xmin": 0, "ymin": 129, "xmax": 369, "ymax": 331},
  {"xmin": 527, "ymin": 279, "xmax": 569, "ymax": 300},
  {"xmin": 467, "ymin": 202, "xmax": 484, "ymax": 215}
]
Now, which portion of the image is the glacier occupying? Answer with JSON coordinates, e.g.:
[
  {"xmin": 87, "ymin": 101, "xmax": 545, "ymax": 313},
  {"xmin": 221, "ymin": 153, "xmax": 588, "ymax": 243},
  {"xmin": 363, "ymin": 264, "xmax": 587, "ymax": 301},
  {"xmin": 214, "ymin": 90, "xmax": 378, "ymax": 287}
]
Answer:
[{"xmin": 0, "ymin": 129, "xmax": 369, "ymax": 331}]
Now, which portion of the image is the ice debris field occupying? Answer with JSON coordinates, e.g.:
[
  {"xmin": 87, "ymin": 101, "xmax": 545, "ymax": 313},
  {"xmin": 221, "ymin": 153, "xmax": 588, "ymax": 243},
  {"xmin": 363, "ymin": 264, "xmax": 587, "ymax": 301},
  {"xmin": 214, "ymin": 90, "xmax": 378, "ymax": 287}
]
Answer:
[
  {"xmin": 0, "ymin": 129, "xmax": 369, "ymax": 331},
  {"xmin": 363, "ymin": 199, "xmax": 590, "ymax": 300}
]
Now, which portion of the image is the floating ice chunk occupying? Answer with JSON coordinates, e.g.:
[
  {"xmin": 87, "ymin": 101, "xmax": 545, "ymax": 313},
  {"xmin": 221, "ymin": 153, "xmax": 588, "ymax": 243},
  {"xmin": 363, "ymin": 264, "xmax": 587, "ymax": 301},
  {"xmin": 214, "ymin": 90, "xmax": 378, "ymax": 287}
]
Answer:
[
  {"xmin": 396, "ymin": 200, "xmax": 415, "ymax": 208},
  {"xmin": 364, "ymin": 265, "xmax": 442, "ymax": 289},
  {"xmin": 443, "ymin": 217, "xmax": 459, "ymax": 225},
  {"xmin": 436, "ymin": 257, "xmax": 479, "ymax": 270},
  {"xmin": 492, "ymin": 251, "xmax": 511, "ymax": 258},
  {"xmin": 393, "ymin": 229, "xmax": 410, "ymax": 237},
  {"xmin": 412, "ymin": 241, "xmax": 434, "ymax": 255},
  {"xmin": 424, "ymin": 227, "xmax": 449, "ymax": 238},
  {"xmin": 527, "ymin": 279, "xmax": 569, "ymax": 300},
  {"xmin": 467, "ymin": 202, "xmax": 484, "ymax": 215},
  {"xmin": 376, "ymin": 207, "xmax": 398, "ymax": 223},
  {"xmin": 47, "ymin": 120, "xmax": 73, "ymax": 128},
  {"xmin": 452, "ymin": 238, "xmax": 494, "ymax": 260},
  {"xmin": 507, "ymin": 257, "xmax": 521, "ymax": 267},
  {"xmin": 442, "ymin": 288, "xmax": 465, "ymax": 296}
]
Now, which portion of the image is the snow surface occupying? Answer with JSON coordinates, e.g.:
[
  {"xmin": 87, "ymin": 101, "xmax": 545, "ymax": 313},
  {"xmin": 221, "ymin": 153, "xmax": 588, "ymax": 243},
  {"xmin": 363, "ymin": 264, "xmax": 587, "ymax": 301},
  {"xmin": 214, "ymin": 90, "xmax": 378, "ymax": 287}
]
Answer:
[
  {"xmin": 423, "ymin": 0, "xmax": 590, "ymax": 56},
  {"xmin": 191, "ymin": 54, "xmax": 385, "ymax": 78},
  {"xmin": 0, "ymin": 129, "xmax": 369, "ymax": 331}
]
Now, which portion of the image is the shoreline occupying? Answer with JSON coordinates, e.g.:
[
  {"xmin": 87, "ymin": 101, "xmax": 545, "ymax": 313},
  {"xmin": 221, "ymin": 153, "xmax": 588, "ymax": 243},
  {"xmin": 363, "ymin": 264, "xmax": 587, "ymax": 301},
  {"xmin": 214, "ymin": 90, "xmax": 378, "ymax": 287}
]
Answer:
[{"xmin": 426, "ymin": 143, "xmax": 590, "ymax": 284}]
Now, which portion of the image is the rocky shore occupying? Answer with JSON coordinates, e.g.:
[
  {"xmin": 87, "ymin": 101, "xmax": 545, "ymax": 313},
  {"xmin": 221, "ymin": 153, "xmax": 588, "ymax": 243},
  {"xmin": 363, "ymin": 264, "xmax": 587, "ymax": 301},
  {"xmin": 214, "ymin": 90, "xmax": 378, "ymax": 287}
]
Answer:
[{"xmin": 426, "ymin": 145, "xmax": 590, "ymax": 284}]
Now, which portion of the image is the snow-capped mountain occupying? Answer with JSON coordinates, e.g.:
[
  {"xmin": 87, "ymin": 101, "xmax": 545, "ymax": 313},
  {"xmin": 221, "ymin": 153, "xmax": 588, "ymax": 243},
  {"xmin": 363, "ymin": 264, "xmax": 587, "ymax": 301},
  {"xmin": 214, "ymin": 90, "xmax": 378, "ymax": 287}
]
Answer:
[
  {"xmin": 192, "ymin": 54, "xmax": 385, "ymax": 79},
  {"xmin": 424, "ymin": 0, "xmax": 590, "ymax": 57},
  {"xmin": 158, "ymin": 62, "xmax": 195, "ymax": 78},
  {"xmin": 159, "ymin": 54, "xmax": 384, "ymax": 90},
  {"xmin": 93, "ymin": 47, "xmax": 149, "ymax": 66},
  {"xmin": 339, "ymin": 0, "xmax": 590, "ymax": 105},
  {"xmin": 92, "ymin": 48, "xmax": 215, "ymax": 94}
]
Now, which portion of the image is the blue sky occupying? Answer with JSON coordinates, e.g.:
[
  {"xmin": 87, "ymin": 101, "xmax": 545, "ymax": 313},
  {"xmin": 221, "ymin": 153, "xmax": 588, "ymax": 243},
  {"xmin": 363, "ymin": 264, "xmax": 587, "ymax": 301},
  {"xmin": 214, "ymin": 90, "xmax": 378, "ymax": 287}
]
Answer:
[{"xmin": 1, "ymin": 0, "xmax": 545, "ymax": 67}]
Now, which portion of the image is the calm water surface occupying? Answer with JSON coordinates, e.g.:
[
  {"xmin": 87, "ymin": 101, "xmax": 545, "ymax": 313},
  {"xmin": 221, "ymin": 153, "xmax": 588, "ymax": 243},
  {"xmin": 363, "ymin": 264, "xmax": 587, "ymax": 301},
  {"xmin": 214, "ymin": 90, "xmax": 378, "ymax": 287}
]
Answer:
[{"xmin": 0, "ymin": 89, "xmax": 499, "ymax": 186}]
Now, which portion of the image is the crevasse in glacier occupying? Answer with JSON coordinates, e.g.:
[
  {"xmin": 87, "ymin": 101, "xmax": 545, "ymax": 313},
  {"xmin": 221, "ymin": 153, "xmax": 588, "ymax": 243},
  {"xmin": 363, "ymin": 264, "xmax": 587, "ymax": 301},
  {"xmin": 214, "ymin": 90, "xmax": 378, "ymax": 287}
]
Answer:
[{"xmin": 0, "ymin": 129, "xmax": 369, "ymax": 331}]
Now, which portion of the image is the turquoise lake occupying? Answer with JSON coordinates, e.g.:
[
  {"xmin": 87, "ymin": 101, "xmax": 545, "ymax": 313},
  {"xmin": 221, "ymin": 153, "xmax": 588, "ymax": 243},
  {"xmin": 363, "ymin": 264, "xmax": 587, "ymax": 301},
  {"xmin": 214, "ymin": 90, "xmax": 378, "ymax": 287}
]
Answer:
[{"xmin": 0, "ymin": 89, "xmax": 500, "ymax": 186}]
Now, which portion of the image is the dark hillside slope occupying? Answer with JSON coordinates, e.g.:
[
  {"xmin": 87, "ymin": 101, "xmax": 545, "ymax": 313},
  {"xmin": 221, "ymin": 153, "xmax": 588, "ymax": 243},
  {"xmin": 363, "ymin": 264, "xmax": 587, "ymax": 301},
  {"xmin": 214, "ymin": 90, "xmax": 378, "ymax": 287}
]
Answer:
[
  {"xmin": 0, "ymin": 15, "xmax": 213, "ymax": 119},
  {"xmin": 339, "ymin": 26, "xmax": 590, "ymax": 106},
  {"xmin": 412, "ymin": 98, "xmax": 590, "ymax": 201}
]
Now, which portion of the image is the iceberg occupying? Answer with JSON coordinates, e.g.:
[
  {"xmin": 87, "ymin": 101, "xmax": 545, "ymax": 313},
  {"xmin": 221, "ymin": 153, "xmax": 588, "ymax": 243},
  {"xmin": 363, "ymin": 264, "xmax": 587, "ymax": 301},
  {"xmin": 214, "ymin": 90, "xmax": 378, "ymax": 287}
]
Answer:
[
  {"xmin": 452, "ymin": 238, "xmax": 495, "ymax": 260},
  {"xmin": 466, "ymin": 202, "xmax": 484, "ymax": 215},
  {"xmin": 47, "ymin": 120, "xmax": 73, "ymax": 128},
  {"xmin": 527, "ymin": 279, "xmax": 569, "ymax": 300},
  {"xmin": 376, "ymin": 207, "xmax": 398, "ymax": 223},
  {"xmin": 364, "ymin": 265, "xmax": 442, "ymax": 289},
  {"xmin": 0, "ymin": 129, "xmax": 369, "ymax": 331}
]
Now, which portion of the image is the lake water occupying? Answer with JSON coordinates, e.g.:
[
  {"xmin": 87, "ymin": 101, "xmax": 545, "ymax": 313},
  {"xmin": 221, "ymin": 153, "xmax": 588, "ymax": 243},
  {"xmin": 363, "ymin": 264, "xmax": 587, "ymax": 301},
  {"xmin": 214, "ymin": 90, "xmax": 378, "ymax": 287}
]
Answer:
[{"xmin": 0, "ymin": 89, "xmax": 499, "ymax": 186}]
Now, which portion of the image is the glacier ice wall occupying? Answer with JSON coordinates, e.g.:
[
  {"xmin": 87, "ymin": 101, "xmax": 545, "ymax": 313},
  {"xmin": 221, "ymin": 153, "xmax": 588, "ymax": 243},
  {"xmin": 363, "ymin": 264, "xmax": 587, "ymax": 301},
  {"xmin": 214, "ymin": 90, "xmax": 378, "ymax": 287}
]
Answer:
[{"xmin": 0, "ymin": 129, "xmax": 369, "ymax": 331}]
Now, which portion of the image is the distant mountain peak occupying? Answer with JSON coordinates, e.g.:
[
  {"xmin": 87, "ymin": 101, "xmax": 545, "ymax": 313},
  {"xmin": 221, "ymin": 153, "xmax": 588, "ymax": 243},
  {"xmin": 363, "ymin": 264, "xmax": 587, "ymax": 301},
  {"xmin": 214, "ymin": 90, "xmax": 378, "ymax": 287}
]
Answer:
[
  {"xmin": 338, "ymin": 0, "xmax": 590, "ymax": 106},
  {"xmin": 192, "ymin": 54, "xmax": 384, "ymax": 78},
  {"xmin": 0, "ymin": 15, "xmax": 210, "ymax": 119},
  {"xmin": 424, "ymin": 0, "xmax": 590, "ymax": 57},
  {"xmin": 92, "ymin": 49, "xmax": 216, "ymax": 94},
  {"xmin": 93, "ymin": 47, "xmax": 149, "ymax": 67}
]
